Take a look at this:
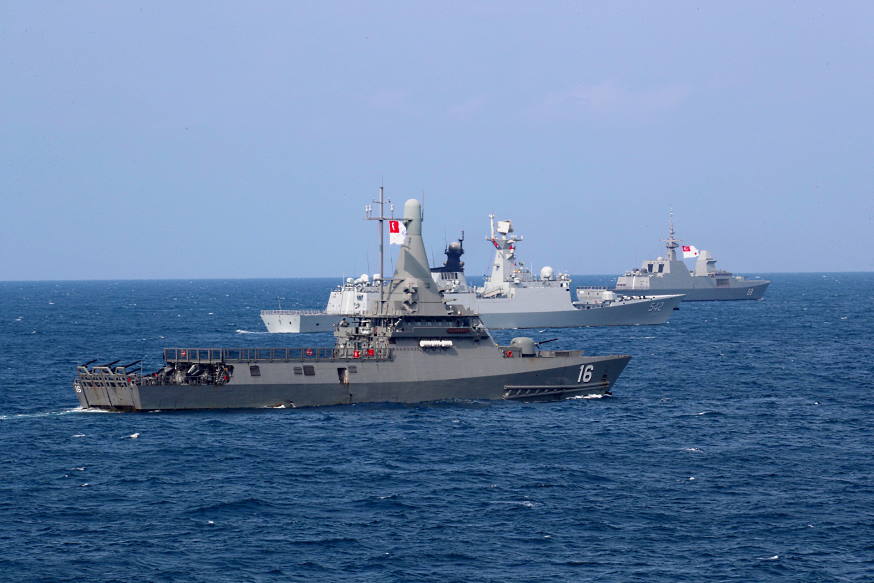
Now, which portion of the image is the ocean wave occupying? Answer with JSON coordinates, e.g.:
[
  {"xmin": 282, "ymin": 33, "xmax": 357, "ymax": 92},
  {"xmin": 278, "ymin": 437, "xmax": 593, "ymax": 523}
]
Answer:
[
  {"xmin": 567, "ymin": 393, "xmax": 610, "ymax": 400},
  {"xmin": 3, "ymin": 274, "xmax": 874, "ymax": 582},
  {"xmin": 0, "ymin": 407, "xmax": 110, "ymax": 421},
  {"xmin": 186, "ymin": 497, "xmax": 282, "ymax": 515},
  {"xmin": 487, "ymin": 500, "xmax": 538, "ymax": 509}
]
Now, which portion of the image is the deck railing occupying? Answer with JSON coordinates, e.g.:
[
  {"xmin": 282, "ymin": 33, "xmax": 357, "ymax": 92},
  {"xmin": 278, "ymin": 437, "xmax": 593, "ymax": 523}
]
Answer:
[{"xmin": 163, "ymin": 347, "xmax": 391, "ymax": 363}]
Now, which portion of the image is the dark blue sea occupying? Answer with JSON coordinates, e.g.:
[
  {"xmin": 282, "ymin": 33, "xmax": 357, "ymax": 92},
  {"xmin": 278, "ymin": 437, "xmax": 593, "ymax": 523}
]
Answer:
[{"xmin": 2, "ymin": 273, "xmax": 872, "ymax": 582}]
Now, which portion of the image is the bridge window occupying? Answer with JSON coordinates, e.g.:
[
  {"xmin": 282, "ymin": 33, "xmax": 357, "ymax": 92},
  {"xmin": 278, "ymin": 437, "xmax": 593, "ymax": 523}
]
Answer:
[
  {"xmin": 647, "ymin": 264, "xmax": 654, "ymax": 272},
  {"xmin": 658, "ymin": 264, "xmax": 664, "ymax": 273}
]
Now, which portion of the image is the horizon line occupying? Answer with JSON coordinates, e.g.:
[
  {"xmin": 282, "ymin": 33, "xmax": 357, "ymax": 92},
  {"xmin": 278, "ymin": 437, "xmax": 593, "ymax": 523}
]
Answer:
[{"xmin": 0, "ymin": 271, "xmax": 871, "ymax": 284}]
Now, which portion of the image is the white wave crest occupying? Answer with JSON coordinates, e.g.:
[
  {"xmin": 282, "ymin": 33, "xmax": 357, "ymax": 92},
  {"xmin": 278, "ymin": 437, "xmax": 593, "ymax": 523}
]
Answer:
[
  {"xmin": 1, "ymin": 407, "xmax": 108, "ymax": 421},
  {"xmin": 489, "ymin": 500, "xmax": 537, "ymax": 508},
  {"xmin": 567, "ymin": 393, "xmax": 610, "ymax": 400}
]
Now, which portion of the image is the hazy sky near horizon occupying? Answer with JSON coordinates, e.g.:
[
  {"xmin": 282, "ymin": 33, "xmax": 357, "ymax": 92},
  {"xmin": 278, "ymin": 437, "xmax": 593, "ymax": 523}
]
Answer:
[{"xmin": 2, "ymin": 1, "xmax": 872, "ymax": 280}]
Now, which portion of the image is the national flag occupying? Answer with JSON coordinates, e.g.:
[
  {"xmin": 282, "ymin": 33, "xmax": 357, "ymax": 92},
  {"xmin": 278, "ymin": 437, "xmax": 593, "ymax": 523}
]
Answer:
[
  {"xmin": 388, "ymin": 219, "xmax": 406, "ymax": 245},
  {"xmin": 682, "ymin": 244, "xmax": 700, "ymax": 259}
]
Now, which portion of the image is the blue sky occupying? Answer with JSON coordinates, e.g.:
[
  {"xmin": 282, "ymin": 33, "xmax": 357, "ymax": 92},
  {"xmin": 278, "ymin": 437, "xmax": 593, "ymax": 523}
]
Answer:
[{"xmin": 2, "ymin": 1, "xmax": 872, "ymax": 280}]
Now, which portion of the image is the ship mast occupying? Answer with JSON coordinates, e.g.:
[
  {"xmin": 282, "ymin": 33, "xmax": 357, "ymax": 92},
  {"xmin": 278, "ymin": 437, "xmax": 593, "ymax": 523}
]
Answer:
[
  {"xmin": 365, "ymin": 185, "xmax": 393, "ymax": 315},
  {"xmin": 664, "ymin": 210, "xmax": 680, "ymax": 261}
]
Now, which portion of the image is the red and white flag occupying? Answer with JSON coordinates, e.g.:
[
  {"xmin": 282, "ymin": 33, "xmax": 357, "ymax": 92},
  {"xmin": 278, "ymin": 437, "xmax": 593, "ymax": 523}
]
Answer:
[
  {"xmin": 388, "ymin": 220, "xmax": 407, "ymax": 245},
  {"xmin": 682, "ymin": 244, "xmax": 700, "ymax": 259}
]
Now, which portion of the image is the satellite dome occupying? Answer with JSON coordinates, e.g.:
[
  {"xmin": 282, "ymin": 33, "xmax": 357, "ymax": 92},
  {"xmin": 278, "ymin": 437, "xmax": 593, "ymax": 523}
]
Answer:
[{"xmin": 540, "ymin": 266, "xmax": 555, "ymax": 280}]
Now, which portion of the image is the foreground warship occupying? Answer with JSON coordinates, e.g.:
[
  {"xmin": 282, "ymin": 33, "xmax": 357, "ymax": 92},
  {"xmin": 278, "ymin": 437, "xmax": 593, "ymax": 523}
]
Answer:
[
  {"xmin": 613, "ymin": 215, "xmax": 770, "ymax": 301},
  {"xmin": 261, "ymin": 215, "xmax": 683, "ymax": 333},
  {"xmin": 74, "ymin": 198, "xmax": 630, "ymax": 410}
]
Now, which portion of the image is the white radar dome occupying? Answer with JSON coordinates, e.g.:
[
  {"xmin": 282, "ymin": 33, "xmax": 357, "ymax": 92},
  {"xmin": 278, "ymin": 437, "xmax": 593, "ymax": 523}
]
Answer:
[{"xmin": 540, "ymin": 266, "xmax": 555, "ymax": 280}]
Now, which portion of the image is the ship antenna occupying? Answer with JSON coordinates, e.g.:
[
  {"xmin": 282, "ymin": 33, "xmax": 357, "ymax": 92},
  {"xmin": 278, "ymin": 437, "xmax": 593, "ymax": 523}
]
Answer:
[
  {"xmin": 365, "ymin": 183, "xmax": 392, "ymax": 315},
  {"xmin": 665, "ymin": 209, "xmax": 680, "ymax": 261}
]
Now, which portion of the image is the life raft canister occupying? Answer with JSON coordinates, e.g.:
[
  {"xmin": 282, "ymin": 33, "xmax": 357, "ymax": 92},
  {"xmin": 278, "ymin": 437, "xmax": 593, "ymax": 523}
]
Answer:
[{"xmin": 353, "ymin": 350, "xmax": 361, "ymax": 359}]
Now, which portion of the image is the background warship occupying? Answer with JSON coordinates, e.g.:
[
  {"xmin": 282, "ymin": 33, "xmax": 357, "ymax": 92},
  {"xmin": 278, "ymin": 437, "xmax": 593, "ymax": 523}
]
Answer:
[
  {"xmin": 612, "ymin": 215, "xmax": 770, "ymax": 301},
  {"xmin": 74, "ymin": 198, "xmax": 630, "ymax": 410},
  {"xmin": 261, "ymin": 214, "xmax": 683, "ymax": 333}
]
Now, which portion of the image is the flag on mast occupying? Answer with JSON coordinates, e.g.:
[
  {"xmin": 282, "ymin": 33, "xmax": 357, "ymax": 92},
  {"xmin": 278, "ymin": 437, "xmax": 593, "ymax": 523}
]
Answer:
[
  {"xmin": 388, "ymin": 220, "xmax": 406, "ymax": 245},
  {"xmin": 681, "ymin": 244, "xmax": 700, "ymax": 258}
]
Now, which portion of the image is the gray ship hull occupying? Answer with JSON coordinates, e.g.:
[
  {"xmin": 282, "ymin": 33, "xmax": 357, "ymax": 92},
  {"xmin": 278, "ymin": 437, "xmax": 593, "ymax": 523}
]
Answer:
[
  {"xmin": 261, "ymin": 311, "xmax": 337, "ymax": 333},
  {"xmin": 262, "ymin": 294, "xmax": 684, "ymax": 333},
  {"xmin": 74, "ymin": 353, "xmax": 630, "ymax": 411},
  {"xmin": 614, "ymin": 280, "xmax": 769, "ymax": 301},
  {"xmin": 463, "ymin": 295, "xmax": 683, "ymax": 329}
]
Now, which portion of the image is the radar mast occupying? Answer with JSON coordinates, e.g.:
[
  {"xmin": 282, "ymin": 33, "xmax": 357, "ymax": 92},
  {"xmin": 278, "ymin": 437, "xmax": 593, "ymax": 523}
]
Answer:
[
  {"xmin": 364, "ymin": 185, "xmax": 394, "ymax": 315},
  {"xmin": 664, "ymin": 210, "xmax": 680, "ymax": 261}
]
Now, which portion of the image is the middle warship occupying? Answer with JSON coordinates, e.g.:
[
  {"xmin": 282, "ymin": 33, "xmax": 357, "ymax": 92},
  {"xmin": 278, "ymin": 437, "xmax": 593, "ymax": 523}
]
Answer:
[
  {"xmin": 73, "ymin": 198, "xmax": 631, "ymax": 410},
  {"xmin": 261, "ymin": 214, "xmax": 684, "ymax": 333},
  {"xmin": 438, "ymin": 216, "xmax": 685, "ymax": 329}
]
